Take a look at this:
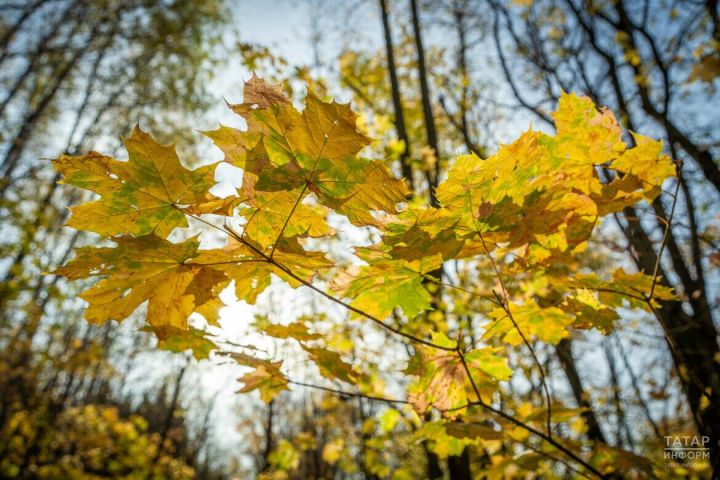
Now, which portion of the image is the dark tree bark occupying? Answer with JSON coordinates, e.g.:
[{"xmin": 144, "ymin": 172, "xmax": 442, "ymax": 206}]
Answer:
[
  {"xmin": 379, "ymin": 0, "xmax": 414, "ymax": 189},
  {"xmin": 146, "ymin": 363, "xmax": 188, "ymax": 479},
  {"xmin": 260, "ymin": 399, "xmax": 274, "ymax": 473},
  {"xmin": 441, "ymin": 0, "xmax": 484, "ymax": 158},
  {"xmin": 448, "ymin": 447, "xmax": 472, "ymax": 480},
  {"xmin": 604, "ymin": 339, "xmax": 633, "ymax": 448},
  {"xmin": 555, "ymin": 339, "xmax": 607, "ymax": 444},
  {"xmin": 410, "ymin": 3, "xmax": 474, "ymax": 476},
  {"xmin": 409, "ymin": 0, "xmax": 440, "ymax": 206}
]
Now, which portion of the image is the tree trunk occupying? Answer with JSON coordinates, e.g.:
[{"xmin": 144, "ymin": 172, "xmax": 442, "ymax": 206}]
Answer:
[
  {"xmin": 260, "ymin": 399, "xmax": 274, "ymax": 472},
  {"xmin": 409, "ymin": 0, "xmax": 440, "ymax": 206},
  {"xmin": 378, "ymin": 0, "xmax": 413, "ymax": 189},
  {"xmin": 448, "ymin": 448, "xmax": 472, "ymax": 480},
  {"xmin": 555, "ymin": 339, "xmax": 607, "ymax": 444}
]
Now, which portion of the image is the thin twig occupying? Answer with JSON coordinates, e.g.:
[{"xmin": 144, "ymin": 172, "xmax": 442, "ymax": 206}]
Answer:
[
  {"xmin": 476, "ymin": 229, "xmax": 553, "ymax": 440},
  {"xmin": 648, "ymin": 175, "xmax": 681, "ymax": 299},
  {"xmin": 421, "ymin": 272, "xmax": 502, "ymax": 306},
  {"xmin": 288, "ymin": 379, "xmax": 410, "ymax": 405}
]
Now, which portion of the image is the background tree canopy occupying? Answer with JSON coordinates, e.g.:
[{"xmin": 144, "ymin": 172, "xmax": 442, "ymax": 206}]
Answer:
[{"xmin": 0, "ymin": 1, "xmax": 718, "ymax": 479}]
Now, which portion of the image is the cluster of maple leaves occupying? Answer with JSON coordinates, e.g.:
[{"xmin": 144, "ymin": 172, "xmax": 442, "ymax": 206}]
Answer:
[{"xmin": 54, "ymin": 76, "xmax": 675, "ymax": 420}]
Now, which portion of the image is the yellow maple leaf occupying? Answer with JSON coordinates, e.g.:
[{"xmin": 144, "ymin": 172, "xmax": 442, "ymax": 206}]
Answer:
[
  {"xmin": 54, "ymin": 127, "xmax": 220, "ymax": 238},
  {"xmin": 55, "ymin": 234, "xmax": 226, "ymax": 339}
]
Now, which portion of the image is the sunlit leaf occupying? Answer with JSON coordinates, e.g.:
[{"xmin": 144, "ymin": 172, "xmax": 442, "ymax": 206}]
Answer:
[{"xmin": 54, "ymin": 127, "xmax": 219, "ymax": 238}]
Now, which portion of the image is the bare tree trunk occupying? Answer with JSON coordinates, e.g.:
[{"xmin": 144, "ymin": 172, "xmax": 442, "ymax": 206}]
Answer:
[
  {"xmin": 442, "ymin": 0, "xmax": 483, "ymax": 158},
  {"xmin": 604, "ymin": 339, "xmax": 633, "ymax": 448},
  {"xmin": 146, "ymin": 362, "xmax": 188, "ymax": 479},
  {"xmin": 555, "ymin": 339, "xmax": 607, "ymax": 444},
  {"xmin": 260, "ymin": 399, "xmax": 274, "ymax": 473},
  {"xmin": 448, "ymin": 448, "xmax": 472, "ymax": 480},
  {"xmin": 409, "ymin": 0, "xmax": 440, "ymax": 206},
  {"xmin": 615, "ymin": 337, "xmax": 663, "ymax": 440},
  {"xmin": 409, "ymin": 3, "xmax": 474, "ymax": 475},
  {"xmin": 423, "ymin": 439, "xmax": 444, "ymax": 479},
  {"xmin": 378, "ymin": 0, "xmax": 414, "ymax": 189}
]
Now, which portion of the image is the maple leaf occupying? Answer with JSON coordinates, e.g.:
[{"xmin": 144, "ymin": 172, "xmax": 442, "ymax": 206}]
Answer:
[
  {"xmin": 231, "ymin": 352, "xmax": 289, "ymax": 403},
  {"xmin": 255, "ymin": 318, "xmax": 322, "ymax": 341},
  {"xmin": 55, "ymin": 234, "xmax": 226, "ymax": 339},
  {"xmin": 239, "ymin": 171, "xmax": 332, "ymax": 247},
  {"xmin": 389, "ymin": 92, "xmax": 674, "ymax": 264},
  {"xmin": 406, "ymin": 333, "xmax": 510, "ymax": 415},
  {"xmin": 228, "ymin": 75, "xmax": 370, "ymax": 165},
  {"xmin": 202, "ymin": 125, "xmax": 251, "ymax": 167},
  {"xmin": 383, "ymin": 209, "xmax": 466, "ymax": 261},
  {"xmin": 54, "ymin": 127, "xmax": 220, "ymax": 238},
  {"xmin": 594, "ymin": 133, "xmax": 676, "ymax": 214},
  {"xmin": 193, "ymin": 294, "xmax": 228, "ymax": 327},
  {"xmin": 230, "ymin": 73, "xmax": 292, "ymax": 120},
  {"xmin": 563, "ymin": 289, "xmax": 620, "ymax": 334},
  {"xmin": 571, "ymin": 269, "xmax": 676, "ymax": 310},
  {"xmin": 219, "ymin": 76, "xmax": 409, "ymax": 240},
  {"xmin": 306, "ymin": 155, "xmax": 410, "ymax": 226},
  {"xmin": 445, "ymin": 421, "xmax": 503, "ymax": 441},
  {"xmin": 401, "ymin": 128, "xmax": 602, "ymax": 259},
  {"xmin": 203, "ymin": 77, "xmax": 407, "ymax": 255},
  {"xmin": 193, "ymin": 236, "xmax": 332, "ymax": 305},
  {"xmin": 486, "ymin": 300, "xmax": 575, "ymax": 346},
  {"xmin": 552, "ymin": 92, "xmax": 626, "ymax": 170},
  {"xmin": 284, "ymin": 93, "xmax": 373, "ymax": 162},
  {"xmin": 152, "ymin": 326, "xmax": 218, "ymax": 360},
  {"xmin": 416, "ymin": 421, "xmax": 480, "ymax": 458},
  {"xmin": 193, "ymin": 241, "xmax": 276, "ymax": 304},
  {"xmin": 334, "ymin": 252, "xmax": 442, "ymax": 320},
  {"xmin": 50, "ymin": 76, "xmax": 684, "ymax": 465},
  {"xmin": 302, "ymin": 346, "xmax": 359, "ymax": 384}
]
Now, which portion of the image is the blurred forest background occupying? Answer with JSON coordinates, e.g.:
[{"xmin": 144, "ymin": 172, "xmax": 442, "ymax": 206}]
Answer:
[{"xmin": 0, "ymin": 0, "xmax": 718, "ymax": 479}]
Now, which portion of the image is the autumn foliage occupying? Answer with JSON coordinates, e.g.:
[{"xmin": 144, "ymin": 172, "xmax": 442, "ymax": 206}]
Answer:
[{"xmin": 50, "ymin": 74, "xmax": 682, "ymax": 478}]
